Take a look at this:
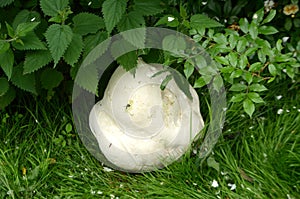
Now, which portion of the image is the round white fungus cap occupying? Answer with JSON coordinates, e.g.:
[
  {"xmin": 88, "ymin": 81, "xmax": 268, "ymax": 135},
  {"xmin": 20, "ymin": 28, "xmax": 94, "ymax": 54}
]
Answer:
[{"xmin": 89, "ymin": 59, "xmax": 204, "ymax": 172}]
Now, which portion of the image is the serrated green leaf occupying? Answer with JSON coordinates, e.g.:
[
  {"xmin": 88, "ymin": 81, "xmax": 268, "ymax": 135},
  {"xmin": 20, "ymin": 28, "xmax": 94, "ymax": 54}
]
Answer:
[
  {"xmin": 0, "ymin": 49, "xmax": 14, "ymax": 79},
  {"xmin": 213, "ymin": 33, "xmax": 227, "ymax": 44},
  {"xmin": 162, "ymin": 35, "xmax": 186, "ymax": 56},
  {"xmin": 120, "ymin": 27, "xmax": 146, "ymax": 49},
  {"xmin": 0, "ymin": 41, "xmax": 10, "ymax": 54},
  {"xmin": 23, "ymin": 50, "xmax": 52, "ymax": 74},
  {"xmin": 229, "ymin": 83, "xmax": 247, "ymax": 91},
  {"xmin": 262, "ymin": 9, "xmax": 276, "ymax": 24},
  {"xmin": 75, "ymin": 63, "xmax": 98, "ymax": 94},
  {"xmin": 0, "ymin": 86, "xmax": 15, "ymax": 110},
  {"xmin": 230, "ymin": 93, "xmax": 245, "ymax": 102},
  {"xmin": 40, "ymin": 0, "xmax": 69, "ymax": 17},
  {"xmin": 257, "ymin": 49, "xmax": 266, "ymax": 64},
  {"xmin": 134, "ymin": 0, "xmax": 164, "ymax": 16},
  {"xmin": 0, "ymin": 77, "xmax": 9, "ymax": 97},
  {"xmin": 11, "ymin": 65, "xmax": 37, "ymax": 94},
  {"xmin": 184, "ymin": 61, "xmax": 194, "ymax": 79},
  {"xmin": 15, "ymin": 22, "xmax": 39, "ymax": 37},
  {"xmin": 63, "ymin": 34, "xmax": 83, "ymax": 66},
  {"xmin": 13, "ymin": 10, "xmax": 41, "ymax": 29},
  {"xmin": 229, "ymin": 69, "xmax": 243, "ymax": 80},
  {"xmin": 5, "ymin": 22, "xmax": 14, "ymax": 38},
  {"xmin": 0, "ymin": 0, "xmax": 14, "ymax": 7},
  {"xmin": 243, "ymin": 98, "xmax": 255, "ymax": 117},
  {"xmin": 258, "ymin": 26, "xmax": 278, "ymax": 35},
  {"xmin": 117, "ymin": 51, "xmax": 138, "ymax": 71},
  {"xmin": 72, "ymin": 12, "xmax": 105, "ymax": 36},
  {"xmin": 249, "ymin": 84, "xmax": 267, "ymax": 92},
  {"xmin": 40, "ymin": 68, "xmax": 63, "ymax": 89},
  {"xmin": 12, "ymin": 32, "xmax": 47, "ymax": 50},
  {"xmin": 102, "ymin": 0, "xmax": 127, "ymax": 34},
  {"xmin": 83, "ymin": 31, "xmax": 108, "ymax": 58},
  {"xmin": 117, "ymin": 11, "xmax": 145, "ymax": 31},
  {"xmin": 190, "ymin": 14, "xmax": 224, "ymax": 29},
  {"xmin": 248, "ymin": 92, "xmax": 264, "ymax": 103},
  {"xmin": 45, "ymin": 24, "xmax": 73, "ymax": 65},
  {"xmin": 168, "ymin": 68, "xmax": 193, "ymax": 100}
]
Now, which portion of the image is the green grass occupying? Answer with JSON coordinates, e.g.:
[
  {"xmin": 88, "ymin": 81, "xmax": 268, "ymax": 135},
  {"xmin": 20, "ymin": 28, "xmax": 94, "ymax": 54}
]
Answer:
[{"xmin": 0, "ymin": 82, "xmax": 299, "ymax": 199}]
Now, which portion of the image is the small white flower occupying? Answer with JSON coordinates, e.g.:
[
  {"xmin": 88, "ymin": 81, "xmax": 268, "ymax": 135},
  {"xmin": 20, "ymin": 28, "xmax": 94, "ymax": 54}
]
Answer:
[
  {"xmin": 167, "ymin": 17, "xmax": 175, "ymax": 22},
  {"xmin": 297, "ymin": 109, "xmax": 300, "ymax": 112},
  {"xmin": 103, "ymin": 167, "xmax": 114, "ymax": 172},
  {"xmin": 97, "ymin": 191, "xmax": 103, "ymax": 194},
  {"xmin": 88, "ymin": 1, "xmax": 92, "ymax": 6},
  {"xmin": 31, "ymin": 17, "xmax": 36, "ymax": 22},
  {"xmin": 202, "ymin": 1, "xmax": 207, "ymax": 5},
  {"xmin": 249, "ymin": 126, "xmax": 254, "ymax": 130},
  {"xmin": 192, "ymin": 149, "xmax": 197, "ymax": 154},
  {"xmin": 119, "ymin": 184, "xmax": 124, "ymax": 188},
  {"xmin": 193, "ymin": 182, "xmax": 197, "ymax": 186},
  {"xmin": 292, "ymin": 106, "xmax": 296, "ymax": 109},
  {"xmin": 110, "ymin": 194, "xmax": 115, "ymax": 199},
  {"xmin": 276, "ymin": 95, "xmax": 283, "ymax": 100},
  {"xmin": 228, "ymin": 183, "xmax": 236, "ymax": 190},
  {"xmin": 68, "ymin": 175, "xmax": 74, "ymax": 178},
  {"xmin": 160, "ymin": 182, "xmax": 164, "ymax": 185},
  {"xmin": 282, "ymin": 37, "xmax": 289, "ymax": 43},
  {"xmin": 211, "ymin": 179, "xmax": 219, "ymax": 188},
  {"xmin": 277, "ymin": 109, "xmax": 284, "ymax": 115},
  {"xmin": 222, "ymin": 107, "xmax": 228, "ymax": 112},
  {"xmin": 253, "ymin": 13, "xmax": 258, "ymax": 19},
  {"xmin": 283, "ymin": 69, "xmax": 287, "ymax": 73},
  {"xmin": 286, "ymin": 109, "xmax": 290, "ymax": 113},
  {"xmin": 91, "ymin": 190, "xmax": 96, "ymax": 195},
  {"xmin": 221, "ymin": 171, "xmax": 228, "ymax": 176}
]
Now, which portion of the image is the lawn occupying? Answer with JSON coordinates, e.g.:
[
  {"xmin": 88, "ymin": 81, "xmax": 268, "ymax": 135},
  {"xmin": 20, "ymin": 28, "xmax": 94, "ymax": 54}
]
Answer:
[{"xmin": 0, "ymin": 80, "xmax": 299, "ymax": 199}]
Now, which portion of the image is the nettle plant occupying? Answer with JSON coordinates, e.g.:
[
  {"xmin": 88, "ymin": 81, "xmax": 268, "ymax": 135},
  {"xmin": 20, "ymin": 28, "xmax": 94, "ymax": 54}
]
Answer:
[
  {"xmin": 0, "ymin": 0, "xmax": 164, "ymax": 109},
  {"xmin": 158, "ymin": 6, "xmax": 299, "ymax": 117}
]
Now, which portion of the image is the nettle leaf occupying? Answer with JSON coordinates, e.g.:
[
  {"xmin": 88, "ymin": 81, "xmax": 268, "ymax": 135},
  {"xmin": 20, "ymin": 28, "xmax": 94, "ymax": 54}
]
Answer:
[
  {"xmin": 63, "ymin": 34, "xmax": 83, "ymax": 66},
  {"xmin": 0, "ymin": 49, "xmax": 14, "ymax": 79},
  {"xmin": 11, "ymin": 65, "xmax": 37, "ymax": 94},
  {"xmin": 12, "ymin": 32, "xmax": 47, "ymax": 50},
  {"xmin": 75, "ymin": 63, "xmax": 98, "ymax": 94},
  {"xmin": 40, "ymin": 0, "xmax": 69, "ymax": 17},
  {"xmin": 120, "ymin": 27, "xmax": 146, "ymax": 49},
  {"xmin": 24, "ymin": 50, "xmax": 52, "ymax": 74},
  {"xmin": 45, "ymin": 24, "xmax": 73, "ymax": 65},
  {"xmin": 0, "ymin": 86, "xmax": 16, "ymax": 110},
  {"xmin": 117, "ymin": 11, "xmax": 145, "ymax": 31},
  {"xmin": 13, "ymin": 10, "xmax": 41, "ymax": 29},
  {"xmin": 0, "ymin": 77, "xmax": 9, "ymax": 97},
  {"xmin": 0, "ymin": 41, "xmax": 10, "ymax": 54},
  {"xmin": 190, "ymin": 14, "xmax": 224, "ymax": 29},
  {"xmin": 243, "ymin": 98, "xmax": 255, "ymax": 117},
  {"xmin": 72, "ymin": 12, "xmax": 105, "ymax": 36},
  {"xmin": 0, "ymin": 0, "xmax": 14, "ymax": 7},
  {"xmin": 15, "ymin": 22, "xmax": 39, "ymax": 37},
  {"xmin": 83, "ymin": 31, "xmax": 108, "ymax": 58},
  {"xmin": 117, "ymin": 51, "xmax": 138, "ymax": 71},
  {"xmin": 133, "ymin": 0, "xmax": 164, "ymax": 16},
  {"xmin": 102, "ymin": 0, "xmax": 127, "ymax": 34},
  {"xmin": 40, "ymin": 68, "xmax": 63, "ymax": 89}
]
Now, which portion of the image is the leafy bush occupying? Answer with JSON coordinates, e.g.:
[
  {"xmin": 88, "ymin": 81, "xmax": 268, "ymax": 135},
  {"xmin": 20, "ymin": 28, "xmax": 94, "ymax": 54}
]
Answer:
[{"xmin": 0, "ymin": 0, "xmax": 299, "ymax": 117}]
